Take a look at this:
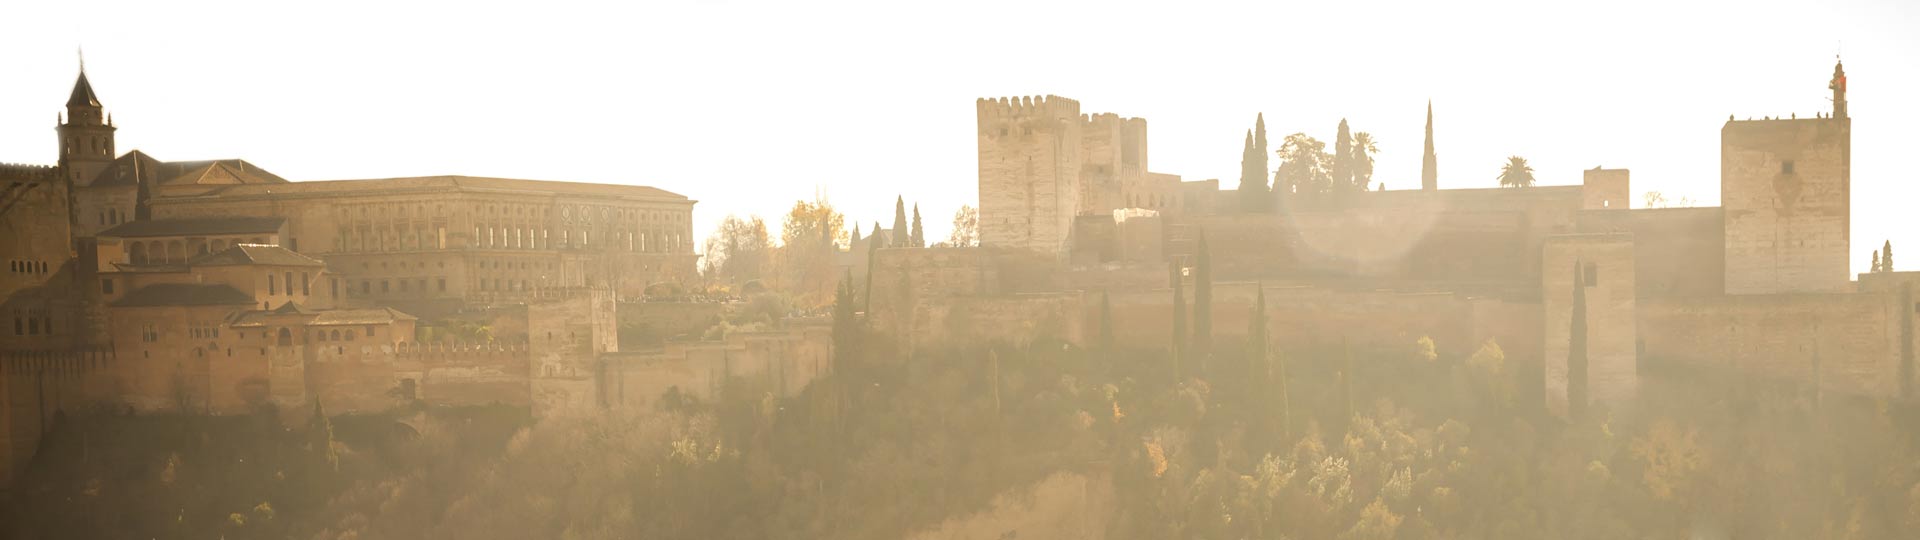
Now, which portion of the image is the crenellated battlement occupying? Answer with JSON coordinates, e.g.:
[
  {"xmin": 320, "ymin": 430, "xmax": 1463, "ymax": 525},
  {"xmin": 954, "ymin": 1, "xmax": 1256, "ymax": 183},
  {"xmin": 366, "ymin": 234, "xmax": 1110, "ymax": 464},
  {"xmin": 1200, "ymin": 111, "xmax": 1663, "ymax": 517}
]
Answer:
[
  {"xmin": 0, "ymin": 349, "xmax": 115, "ymax": 376},
  {"xmin": 1080, "ymin": 112, "xmax": 1144, "ymax": 129},
  {"xmin": 977, "ymin": 95, "xmax": 1082, "ymax": 123},
  {"xmin": 0, "ymin": 162, "xmax": 58, "ymax": 181}
]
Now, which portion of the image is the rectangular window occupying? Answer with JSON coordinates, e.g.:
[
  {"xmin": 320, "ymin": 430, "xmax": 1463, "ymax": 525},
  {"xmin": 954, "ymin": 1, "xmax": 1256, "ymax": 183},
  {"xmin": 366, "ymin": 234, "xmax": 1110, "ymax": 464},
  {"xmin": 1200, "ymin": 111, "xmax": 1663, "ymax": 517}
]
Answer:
[
  {"xmin": 269, "ymin": 274, "xmax": 278, "ymax": 295},
  {"xmin": 331, "ymin": 278, "xmax": 339, "ymax": 298},
  {"xmin": 1782, "ymin": 161, "xmax": 1795, "ymax": 174},
  {"xmin": 438, "ymin": 277, "xmax": 447, "ymax": 292},
  {"xmin": 365, "ymin": 325, "xmax": 376, "ymax": 337},
  {"xmin": 361, "ymin": 280, "xmax": 371, "ymax": 294},
  {"xmin": 101, "ymin": 278, "xmax": 114, "ymax": 294},
  {"xmin": 381, "ymin": 280, "xmax": 390, "ymax": 293},
  {"xmin": 399, "ymin": 280, "xmax": 410, "ymax": 292}
]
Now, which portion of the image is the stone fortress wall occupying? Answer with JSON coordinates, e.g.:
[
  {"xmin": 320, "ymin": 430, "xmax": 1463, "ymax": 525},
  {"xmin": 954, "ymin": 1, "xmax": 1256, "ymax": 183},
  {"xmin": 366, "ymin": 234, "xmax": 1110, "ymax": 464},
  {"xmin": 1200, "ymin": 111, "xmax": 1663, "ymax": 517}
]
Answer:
[{"xmin": 919, "ymin": 60, "xmax": 1905, "ymax": 419}]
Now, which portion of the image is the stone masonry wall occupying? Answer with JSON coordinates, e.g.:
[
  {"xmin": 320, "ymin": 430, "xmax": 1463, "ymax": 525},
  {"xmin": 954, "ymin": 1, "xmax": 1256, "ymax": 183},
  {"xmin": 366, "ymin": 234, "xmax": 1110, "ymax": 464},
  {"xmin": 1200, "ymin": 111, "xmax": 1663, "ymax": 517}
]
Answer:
[
  {"xmin": 1542, "ymin": 234, "xmax": 1637, "ymax": 418},
  {"xmin": 1721, "ymin": 118, "xmax": 1850, "ymax": 294},
  {"xmin": 1641, "ymin": 292, "xmax": 1909, "ymax": 398},
  {"xmin": 978, "ymin": 96, "xmax": 1083, "ymax": 257}
]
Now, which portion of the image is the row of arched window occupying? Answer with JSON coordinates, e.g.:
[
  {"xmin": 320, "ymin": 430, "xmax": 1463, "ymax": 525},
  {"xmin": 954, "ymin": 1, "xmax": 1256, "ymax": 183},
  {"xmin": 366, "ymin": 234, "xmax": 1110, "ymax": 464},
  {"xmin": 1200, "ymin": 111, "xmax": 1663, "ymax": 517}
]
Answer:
[{"xmin": 127, "ymin": 237, "xmax": 270, "ymax": 265}]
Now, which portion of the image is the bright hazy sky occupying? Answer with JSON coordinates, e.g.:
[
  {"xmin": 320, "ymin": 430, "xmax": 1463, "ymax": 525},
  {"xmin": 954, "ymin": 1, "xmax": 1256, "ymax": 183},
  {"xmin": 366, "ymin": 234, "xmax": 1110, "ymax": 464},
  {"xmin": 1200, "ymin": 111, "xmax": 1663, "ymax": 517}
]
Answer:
[{"xmin": 1, "ymin": 0, "xmax": 1913, "ymax": 274}]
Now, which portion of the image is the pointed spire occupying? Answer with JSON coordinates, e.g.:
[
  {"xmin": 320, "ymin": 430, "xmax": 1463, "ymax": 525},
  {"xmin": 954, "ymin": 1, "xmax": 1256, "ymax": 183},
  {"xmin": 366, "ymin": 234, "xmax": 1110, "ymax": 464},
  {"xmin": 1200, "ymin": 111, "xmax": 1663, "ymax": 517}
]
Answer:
[
  {"xmin": 1421, "ymin": 100, "xmax": 1438, "ymax": 191},
  {"xmin": 68, "ymin": 67, "xmax": 101, "ymax": 109}
]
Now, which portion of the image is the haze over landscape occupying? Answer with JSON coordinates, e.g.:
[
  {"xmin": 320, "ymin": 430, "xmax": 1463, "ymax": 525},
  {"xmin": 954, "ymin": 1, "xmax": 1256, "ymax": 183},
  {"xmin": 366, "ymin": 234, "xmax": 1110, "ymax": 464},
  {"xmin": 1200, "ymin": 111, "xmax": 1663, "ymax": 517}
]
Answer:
[
  {"xmin": 1, "ymin": 0, "xmax": 1914, "ymax": 271},
  {"xmin": 4, "ymin": 1, "xmax": 1920, "ymax": 539}
]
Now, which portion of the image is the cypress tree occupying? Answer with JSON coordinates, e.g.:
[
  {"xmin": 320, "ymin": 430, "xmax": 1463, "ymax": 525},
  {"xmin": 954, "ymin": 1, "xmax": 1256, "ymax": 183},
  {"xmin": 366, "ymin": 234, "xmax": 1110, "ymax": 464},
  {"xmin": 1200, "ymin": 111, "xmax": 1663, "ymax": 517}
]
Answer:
[
  {"xmin": 1099, "ymin": 291, "xmax": 1116, "ymax": 352},
  {"xmin": 1422, "ymin": 101, "xmax": 1438, "ymax": 191},
  {"xmin": 864, "ymin": 221, "xmax": 881, "ymax": 309},
  {"xmin": 851, "ymin": 222, "xmax": 862, "ymax": 246},
  {"xmin": 1334, "ymin": 119, "xmax": 1354, "ymax": 193},
  {"xmin": 1239, "ymin": 129, "xmax": 1261, "ymax": 211},
  {"xmin": 910, "ymin": 204, "xmax": 925, "ymax": 247},
  {"xmin": 1569, "ymin": 261, "xmax": 1590, "ymax": 420},
  {"xmin": 892, "ymin": 196, "xmax": 909, "ymax": 248},
  {"xmin": 1170, "ymin": 262, "xmax": 1186, "ymax": 383},
  {"xmin": 309, "ymin": 399, "xmax": 338, "ymax": 472},
  {"xmin": 1340, "ymin": 337, "xmax": 1355, "ymax": 431},
  {"xmin": 1192, "ymin": 231, "xmax": 1213, "ymax": 373},
  {"xmin": 1255, "ymin": 113, "xmax": 1269, "ymax": 166},
  {"xmin": 1873, "ymin": 250, "xmax": 1882, "ymax": 273},
  {"xmin": 1885, "ymin": 240, "xmax": 1895, "ymax": 272}
]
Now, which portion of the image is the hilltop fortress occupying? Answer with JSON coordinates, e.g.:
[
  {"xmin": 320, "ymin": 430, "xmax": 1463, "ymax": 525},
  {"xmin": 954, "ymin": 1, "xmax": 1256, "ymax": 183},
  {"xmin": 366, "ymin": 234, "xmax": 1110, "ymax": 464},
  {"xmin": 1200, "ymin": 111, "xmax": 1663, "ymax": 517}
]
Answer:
[
  {"xmin": 867, "ymin": 59, "xmax": 1915, "ymax": 418},
  {"xmin": 0, "ymin": 68, "xmax": 829, "ymax": 486}
]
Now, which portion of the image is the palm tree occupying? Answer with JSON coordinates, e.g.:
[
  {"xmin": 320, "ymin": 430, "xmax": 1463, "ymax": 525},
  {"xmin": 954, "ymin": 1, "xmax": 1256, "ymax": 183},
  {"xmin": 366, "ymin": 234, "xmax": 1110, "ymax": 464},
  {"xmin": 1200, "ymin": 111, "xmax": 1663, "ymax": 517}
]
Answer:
[
  {"xmin": 1497, "ymin": 156, "xmax": 1536, "ymax": 188},
  {"xmin": 1351, "ymin": 132, "xmax": 1379, "ymax": 189}
]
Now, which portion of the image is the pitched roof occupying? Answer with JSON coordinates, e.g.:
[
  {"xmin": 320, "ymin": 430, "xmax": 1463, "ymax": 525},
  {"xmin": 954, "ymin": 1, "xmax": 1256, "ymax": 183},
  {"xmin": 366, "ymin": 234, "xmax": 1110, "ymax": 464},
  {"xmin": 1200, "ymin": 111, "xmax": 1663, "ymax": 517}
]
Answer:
[
  {"xmin": 159, "ymin": 160, "xmax": 288, "ymax": 186},
  {"xmin": 98, "ymin": 216, "xmax": 286, "ymax": 238},
  {"xmin": 89, "ymin": 151, "xmax": 286, "ymax": 189},
  {"xmin": 188, "ymin": 244, "xmax": 323, "ymax": 267},
  {"xmin": 68, "ymin": 72, "xmax": 100, "ymax": 108},
  {"xmin": 111, "ymin": 283, "xmax": 256, "ymax": 308}
]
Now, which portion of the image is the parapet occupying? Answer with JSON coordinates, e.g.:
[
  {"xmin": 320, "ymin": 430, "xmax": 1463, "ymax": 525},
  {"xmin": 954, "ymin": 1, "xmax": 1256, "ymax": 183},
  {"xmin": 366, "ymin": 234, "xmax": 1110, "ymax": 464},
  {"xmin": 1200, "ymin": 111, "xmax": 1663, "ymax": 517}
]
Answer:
[
  {"xmin": 977, "ymin": 95, "xmax": 1082, "ymax": 123},
  {"xmin": 0, "ymin": 162, "xmax": 58, "ymax": 181}
]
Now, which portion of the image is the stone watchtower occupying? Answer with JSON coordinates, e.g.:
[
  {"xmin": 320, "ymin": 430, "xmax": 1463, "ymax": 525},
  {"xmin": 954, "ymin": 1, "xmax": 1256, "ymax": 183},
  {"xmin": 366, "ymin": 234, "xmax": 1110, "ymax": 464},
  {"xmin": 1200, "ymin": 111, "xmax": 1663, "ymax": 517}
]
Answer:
[
  {"xmin": 56, "ymin": 68, "xmax": 116, "ymax": 188},
  {"xmin": 1719, "ymin": 60, "xmax": 1851, "ymax": 294},
  {"xmin": 977, "ymin": 96, "xmax": 1083, "ymax": 257}
]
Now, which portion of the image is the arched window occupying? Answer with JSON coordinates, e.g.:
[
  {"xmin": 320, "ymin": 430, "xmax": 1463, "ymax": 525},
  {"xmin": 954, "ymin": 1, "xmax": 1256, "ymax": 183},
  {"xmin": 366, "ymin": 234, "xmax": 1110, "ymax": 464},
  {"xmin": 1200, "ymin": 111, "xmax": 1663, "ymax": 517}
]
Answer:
[
  {"xmin": 152, "ymin": 241, "xmax": 169, "ymax": 263},
  {"xmin": 167, "ymin": 241, "xmax": 185, "ymax": 263},
  {"xmin": 330, "ymin": 330, "xmax": 341, "ymax": 341},
  {"xmin": 129, "ymin": 242, "xmax": 147, "ymax": 264},
  {"xmin": 276, "ymin": 328, "xmax": 292, "ymax": 346},
  {"xmin": 212, "ymin": 239, "xmax": 227, "ymax": 252}
]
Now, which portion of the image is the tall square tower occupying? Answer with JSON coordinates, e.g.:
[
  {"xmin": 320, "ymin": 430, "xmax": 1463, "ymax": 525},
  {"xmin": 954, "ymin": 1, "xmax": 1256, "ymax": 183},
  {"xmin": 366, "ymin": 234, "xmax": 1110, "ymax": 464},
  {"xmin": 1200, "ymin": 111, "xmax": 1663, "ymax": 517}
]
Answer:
[{"xmin": 977, "ymin": 96, "xmax": 1082, "ymax": 257}]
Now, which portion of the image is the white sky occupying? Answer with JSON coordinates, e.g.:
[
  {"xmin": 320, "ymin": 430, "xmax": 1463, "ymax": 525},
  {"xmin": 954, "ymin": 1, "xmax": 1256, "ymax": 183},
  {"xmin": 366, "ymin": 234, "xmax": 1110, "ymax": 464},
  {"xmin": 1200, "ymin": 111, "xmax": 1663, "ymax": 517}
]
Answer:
[{"xmin": 0, "ymin": 0, "xmax": 1913, "ymax": 274}]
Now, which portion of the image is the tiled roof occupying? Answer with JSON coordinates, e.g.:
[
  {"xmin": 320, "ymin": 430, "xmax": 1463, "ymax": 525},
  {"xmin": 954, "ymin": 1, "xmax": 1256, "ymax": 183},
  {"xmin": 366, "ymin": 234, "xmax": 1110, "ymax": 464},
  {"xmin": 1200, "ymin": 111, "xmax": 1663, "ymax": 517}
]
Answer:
[
  {"xmin": 98, "ymin": 216, "xmax": 285, "ymax": 238},
  {"xmin": 89, "ymin": 151, "xmax": 285, "ymax": 188},
  {"xmin": 188, "ymin": 244, "xmax": 323, "ymax": 267},
  {"xmin": 111, "ymin": 283, "xmax": 256, "ymax": 308},
  {"xmin": 68, "ymin": 72, "xmax": 100, "ymax": 108}
]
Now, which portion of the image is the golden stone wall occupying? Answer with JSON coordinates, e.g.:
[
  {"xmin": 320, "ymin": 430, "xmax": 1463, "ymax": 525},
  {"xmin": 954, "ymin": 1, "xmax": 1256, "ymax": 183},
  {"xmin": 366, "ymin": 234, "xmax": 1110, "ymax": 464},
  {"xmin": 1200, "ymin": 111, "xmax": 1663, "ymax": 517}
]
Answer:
[
  {"xmin": 1721, "ymin": 118, "xmax": 1850, "ymax": 294},
  {"xmin": 978, "ymin": 96, "xmax": 1083, "ymax": 256},
  {"xmin": 1542, "ymin": 234, "xmax": 1637, "ymax": 418}
]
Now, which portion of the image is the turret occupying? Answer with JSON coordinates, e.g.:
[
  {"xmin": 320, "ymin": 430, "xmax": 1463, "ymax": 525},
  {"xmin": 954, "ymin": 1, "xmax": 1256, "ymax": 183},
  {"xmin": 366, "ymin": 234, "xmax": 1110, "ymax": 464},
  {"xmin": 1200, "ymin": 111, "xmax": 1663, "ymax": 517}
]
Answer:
[
  {"xmin": 57, "ymin": 67, "xmax": 116, "ymax": 187},
  {"xmin": 1828, "ymin": 59, "xmax": 1847, "ymax": 119}
]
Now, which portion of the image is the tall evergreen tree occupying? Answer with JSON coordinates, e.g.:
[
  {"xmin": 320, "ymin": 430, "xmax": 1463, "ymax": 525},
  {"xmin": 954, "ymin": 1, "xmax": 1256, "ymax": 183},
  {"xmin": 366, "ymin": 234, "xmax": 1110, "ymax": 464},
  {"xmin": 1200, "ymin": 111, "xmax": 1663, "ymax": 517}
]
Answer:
[
  {"xmin": 864, "ymin": 221, "xmax": 881, "ymax": 309},
  {"xmin": 1099, "ymin": 291, "xmax": 1116, "ymax": 352},
  {"xmin": 1255, "ymin": 112, "xmax": 1269, "ymax": 161},
  {"xmin": 1569, "ymin": 261, "xmax": 1590, "ymax": 420},
  {"xmin": 1873, "ymin": 250, "xmax": 1882, "ymax": 273},
  {"xmin": 1192, "ymin": 232, "xmax": 1213, "ymax": 373},
  {"xmin": 309, "ymin": 399, "xmax": 339, "ymax": 472},
  {"xmin": 1422, "ymin": 101, "xmax": 1438, "ymax": 191},
  {"xmin": 1248, "ymin": 284, "xmax": 1289, "ymax": 444},
  {"xmin": 892, "ymin": 196, "xmax": 909, "ymax": 248},
  {"xmin": 1170, "ymin": 262, "xmax": 1187, "ymax": 383},
  {"xmin": 1885, "ymin": 240, "xmax": 1895, "ymax": 271},
  {"xmin": 1239, "ymin": 130, "xmax": 1264, "ymax": 211},
  {"xmin": 910, "ymin": 204, "xmax": 925, "ymax": 247},
  {"xmin": 1334, "ymin": 119, "xmax": 1354, "ymax": 193},
  {"xmin": 850, "ymin": 222, "xmax": 862, "ymax": 248},
  {"xmin": 1339, "ymin": 337, "xmax": 1355, "ymax": 429}
]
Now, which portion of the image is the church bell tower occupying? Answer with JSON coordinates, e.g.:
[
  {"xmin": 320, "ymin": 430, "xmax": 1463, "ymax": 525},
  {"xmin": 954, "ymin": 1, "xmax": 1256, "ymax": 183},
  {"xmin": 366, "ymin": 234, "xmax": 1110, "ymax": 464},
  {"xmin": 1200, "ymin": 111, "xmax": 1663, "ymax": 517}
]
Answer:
[{"xmin": 56, "ymin": 63, "xmax": 116, "ymax": 187}]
